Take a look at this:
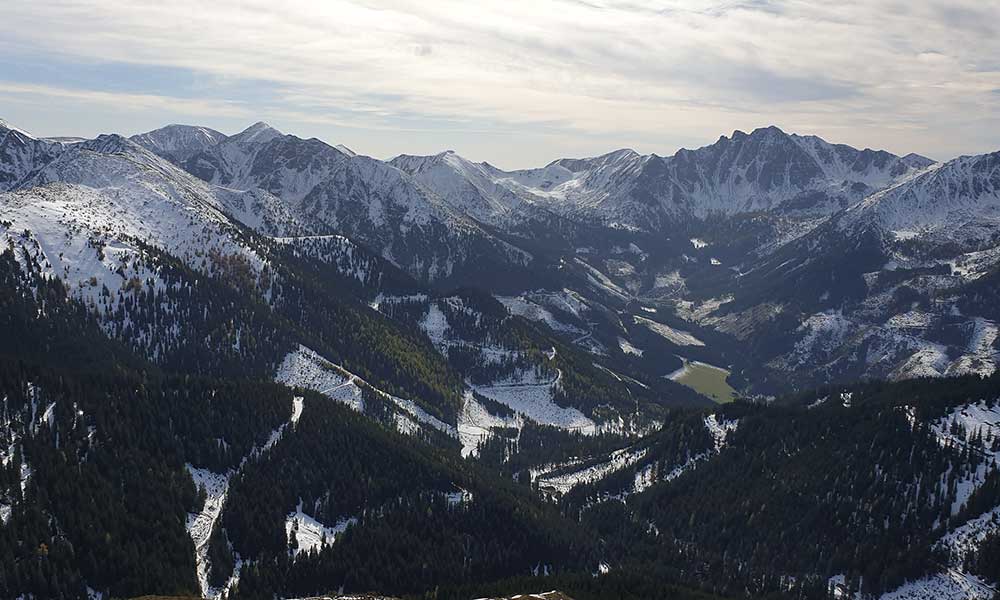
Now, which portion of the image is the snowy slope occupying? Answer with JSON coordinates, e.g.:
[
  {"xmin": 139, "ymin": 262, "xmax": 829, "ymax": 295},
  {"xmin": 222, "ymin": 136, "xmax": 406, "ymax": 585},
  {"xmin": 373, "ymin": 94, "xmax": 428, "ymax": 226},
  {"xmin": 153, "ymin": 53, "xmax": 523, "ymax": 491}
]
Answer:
[
  {"xmin": 412, "ymin": 296, "xmax": 599, "ymax": 433},
  {"xmin": 645, "ymin": 127, "xmax": 931, "ymax": 221},
  {"xmin": 275, "ymin": 345, "xmax": 365, "ymax": 412},
  {"xmin": 391, "ymin": 151, "xmax": 541, "ymax": 226},
  {"xmin": 878, "ymin": 570, "xmax": 994, "ymax": 600},
  {"xmin": 175, "ymin": 123, "xmax": 533, "ymax": 281},
  {"xmin": 456, "ymin": 390, "xmax": 522, "ymax": 458},
  {"xmin": 535, "ymin": 446, "xmax": 647, "ymax": 495},
  {"xmin": 285, "ymin": 499, "xmax": 356, "ymax": 558},
  {"xmin": 634, "ymin": 315, "xmax": 705, "ymax": 347},
  {"xmin": 1, "ymin": 134, "xmax": 267, "ymax": 292},
  {"xmin": 497, "ymin": 294, "xmax": 586, "ymax": 335},
  {"xmin": 842, "ymin": 151, "xmax": 1000, "ymax": 248},
  {"xmin": 274, "ymin": 345, "xmax": 456, "ymax": 438},
  {"xmin": 130, "ymin": 124, "xmax": 227, "ymax": 163},
  {"xmin": 472, "ymin": 371, "xmax": 596, "ymax": 434},
  {"xmin": 532, "ymin": 414, "xmax": 738, "ymax": 496},
  {"xmin": 0, "ymin": 118, "xmax": 66, "ymax": 191}
]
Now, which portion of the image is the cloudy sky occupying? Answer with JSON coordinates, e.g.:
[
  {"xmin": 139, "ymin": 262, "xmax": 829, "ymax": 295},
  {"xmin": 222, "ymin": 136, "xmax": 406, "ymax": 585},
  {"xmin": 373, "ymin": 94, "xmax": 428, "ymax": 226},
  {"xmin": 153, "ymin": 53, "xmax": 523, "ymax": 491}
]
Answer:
[{"xmin": 1, "ymin": 0, "xmax": 998, "ymax": 168}]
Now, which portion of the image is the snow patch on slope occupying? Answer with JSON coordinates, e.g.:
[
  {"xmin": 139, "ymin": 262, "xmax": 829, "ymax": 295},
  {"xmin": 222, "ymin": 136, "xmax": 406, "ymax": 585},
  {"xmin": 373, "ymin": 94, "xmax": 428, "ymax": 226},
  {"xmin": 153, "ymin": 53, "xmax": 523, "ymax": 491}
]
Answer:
[
  {"xmin": 939, "ymin": 506, "xmax": 1000, "ymax": 566},
  {"xmin": 704, "ymin": 414, "xmax": 739, "ymax": 452},
  {"xmin": 456, "ymin": 391, "xmax": 522, "ymax": 458},
  {"xmin": 275, "ymin": 345, "xmax": 455, "ymax": 438},
  {"xmin": 879, "ymin": 570, "xmax": 994, "ymax": 600},
  {"xmin": 618, "ymin": 338, "xmax": 643, "ymax": 356},
  {"xmin": 186, "ymin": 395, "xmax": 302, "ymax": 599},
  {"xmin": 275, "ymin": 345, "xmax": 364, "ymax": 412},
  {"xmin": 536, "ymin": 447, "xmax": 647, "ymax": 495},
  {"xmin": 497, "ymin": 294, "xmax": 585, "ymax": 334},
  {"xmin": 634, "ymin": 315, "xmax": 705, "ymax": 347},
  {"xmin": 186, "ymin": 467, "xmax": 231, "ymax": 598},
  {"xmin": 929, "ymin": 400, "xmax": 1000, "ymax": 515},
  {"xmin": 285, "ymin": 499, "xmax": 356, "ymax": 558},
  {"xmin": 473, "ymin": 370, "xmax": 596, "ymax": 434}
]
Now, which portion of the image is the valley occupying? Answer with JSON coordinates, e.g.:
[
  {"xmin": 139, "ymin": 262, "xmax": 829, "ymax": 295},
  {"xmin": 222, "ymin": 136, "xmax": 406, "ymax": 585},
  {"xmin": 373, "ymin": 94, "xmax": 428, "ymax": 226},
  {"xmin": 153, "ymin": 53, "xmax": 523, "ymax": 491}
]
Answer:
[{"xmin": 1, "ymin": 116, "xmax": 999, "ymax": 600}]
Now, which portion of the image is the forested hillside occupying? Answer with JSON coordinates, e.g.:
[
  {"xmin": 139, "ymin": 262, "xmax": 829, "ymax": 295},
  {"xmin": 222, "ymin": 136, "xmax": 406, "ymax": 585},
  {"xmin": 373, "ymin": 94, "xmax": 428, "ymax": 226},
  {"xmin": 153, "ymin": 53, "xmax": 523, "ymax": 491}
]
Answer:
[{"xmin": 3, "ymin": 116, "xmax": 1000, "ymax": 600}]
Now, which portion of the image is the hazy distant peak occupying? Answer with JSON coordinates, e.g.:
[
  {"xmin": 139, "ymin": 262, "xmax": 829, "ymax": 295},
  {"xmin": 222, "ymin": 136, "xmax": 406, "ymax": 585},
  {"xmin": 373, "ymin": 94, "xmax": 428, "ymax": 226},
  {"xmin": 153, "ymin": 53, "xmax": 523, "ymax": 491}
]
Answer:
[{"xmin": 233, "ymin": 121, "xmax": 284, "ymax": 144}]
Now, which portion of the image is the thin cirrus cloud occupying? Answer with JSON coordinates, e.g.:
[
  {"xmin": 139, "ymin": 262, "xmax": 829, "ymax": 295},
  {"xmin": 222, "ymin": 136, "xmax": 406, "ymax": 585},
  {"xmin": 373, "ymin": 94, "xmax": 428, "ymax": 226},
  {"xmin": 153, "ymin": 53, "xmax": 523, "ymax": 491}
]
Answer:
[{"xmin": 0, "ymin": 0, "xmax": 998, "ymax": 168}]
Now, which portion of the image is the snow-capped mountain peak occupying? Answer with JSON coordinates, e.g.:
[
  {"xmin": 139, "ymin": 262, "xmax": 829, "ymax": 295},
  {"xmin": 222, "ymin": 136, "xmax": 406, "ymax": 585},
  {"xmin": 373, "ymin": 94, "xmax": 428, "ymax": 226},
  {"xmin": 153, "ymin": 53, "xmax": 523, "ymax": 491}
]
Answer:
[
  {"xmin": 900, "ymin": 152, "xmax": 937, "ymax": 170},
  {"xmin": 390, "ymin": 150, "xmax": 540, "ymax": 225},
  {"xmin": 385, "ymin": 126, "xmax": 945, "ymax": 237},
  {"xmin": 334, "ymin": 143, "xmax": 357, "ymax": 157},
  {"xmin": 0, "ymin": 118, "xmax": 35, "ymax": 139},
  {"xmin": 232, "ymin": 121, "xmax": 283, "ymax": 144},
  {"xmin": 76, "ymin": 133, "xmax": 142, "ymax": 155},
  {"xmin": 130, "ymin": 124, "xmax": 227, "ymax": 163},
  {"xmin": 0, "ymin": 118, "xmax": 66, "ymax": 191}
]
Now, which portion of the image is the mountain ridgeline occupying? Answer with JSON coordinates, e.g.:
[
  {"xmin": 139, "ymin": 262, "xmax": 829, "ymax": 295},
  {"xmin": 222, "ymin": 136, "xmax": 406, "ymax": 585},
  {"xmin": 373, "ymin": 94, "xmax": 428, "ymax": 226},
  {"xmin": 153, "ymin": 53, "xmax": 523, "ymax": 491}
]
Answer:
[{"xmin": 1, "ymin": 116, "xmax": 999, "ymax": 600}]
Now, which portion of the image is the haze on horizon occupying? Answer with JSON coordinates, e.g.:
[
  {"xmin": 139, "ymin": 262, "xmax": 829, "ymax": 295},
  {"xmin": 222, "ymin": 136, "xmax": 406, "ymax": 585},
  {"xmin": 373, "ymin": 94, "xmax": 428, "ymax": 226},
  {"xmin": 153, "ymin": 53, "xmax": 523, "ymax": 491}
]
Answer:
[{"xmin": 1, "ymin": 0, "xmax": 998, "ymax": 169}]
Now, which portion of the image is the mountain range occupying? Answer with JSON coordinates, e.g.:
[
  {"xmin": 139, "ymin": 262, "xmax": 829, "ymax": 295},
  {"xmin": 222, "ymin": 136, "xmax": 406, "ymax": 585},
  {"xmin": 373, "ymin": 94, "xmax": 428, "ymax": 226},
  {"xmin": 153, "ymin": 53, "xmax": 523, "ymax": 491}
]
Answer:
[
  {"xmin": 7, "ymin": 116, "xmax": 997, "ymax": 391},
  {"xmin": 1, "ymin": 116, "xmax": 999, "ymax": 600}
]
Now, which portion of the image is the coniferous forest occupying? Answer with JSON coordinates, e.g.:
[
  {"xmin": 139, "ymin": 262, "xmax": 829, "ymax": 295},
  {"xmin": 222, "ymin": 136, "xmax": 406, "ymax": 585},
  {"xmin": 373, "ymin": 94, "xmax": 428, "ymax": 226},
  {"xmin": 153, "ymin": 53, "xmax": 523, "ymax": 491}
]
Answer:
[
  {"xmin": 4, "ymin": 233, "xmax": 1000, "ymax": 600},
  {"xmin": 3, "ymin": 61, "xmax": 1000, "ymax": 600}
]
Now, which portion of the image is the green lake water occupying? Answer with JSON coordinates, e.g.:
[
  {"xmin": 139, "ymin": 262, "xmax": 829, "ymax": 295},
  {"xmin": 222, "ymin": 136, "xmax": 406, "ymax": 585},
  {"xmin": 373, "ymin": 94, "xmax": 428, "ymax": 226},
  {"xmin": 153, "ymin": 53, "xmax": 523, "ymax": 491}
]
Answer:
[{"xmin": 671, "ymin": 360, "xmax": 737, "ymax": 404}]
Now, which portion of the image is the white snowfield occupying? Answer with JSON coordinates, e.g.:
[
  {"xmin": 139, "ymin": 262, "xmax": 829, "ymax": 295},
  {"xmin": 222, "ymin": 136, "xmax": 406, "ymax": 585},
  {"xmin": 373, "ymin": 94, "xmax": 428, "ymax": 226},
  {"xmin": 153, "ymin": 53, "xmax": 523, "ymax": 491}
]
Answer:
[
  {"xmin": 536, "ymin": 447, "xmax": 648, "ymax": 495},
  {"xmin": 472, "ymin": 369, "xmax": 596, "ymax": 435},
  {"xmin": 939, "ymin": 506, "xmax": 1000, "ymax": 565},
  {"xmin": 457, "ymin": 391, "xmax": 522, "ymax": 458},
  {"xmin": 932, "ymin": 400, "xmax": 1000, "ymax": 456},
  {"xmin": 186, "ymin": 466, "xmax": 232, "ymax": 598},
  {"xmin": 497, "ymin": 294, "xmax": 585, "ymax": 335},
  {"xmin": 276, "ymin": 346, "xmax": 365, "ymax": 412},
  {"xmin": 948, "ymin": 245, "xmax": 1000, "ymax": 281},
  {"xmin": 534, "ymin": 414, "xmax": 739, "ymax": 496},
  {"xmin": 5, "ymin": 136, "xmax": 266, "ymax": 267},
  {"xmin": 949, "ymin": 319, "xmax": 1000, "ymax": 378},
  {"xmin": 575, "ymin": 258, "xmax": 631, "ymax": 301},
  {"xmin": 285, "ymin": 500, "xmax": 356, "ymax": 558},
  {"xmin": 676, "ymin": 295, "xmax": 733, "ymax": 324},
  {"xmin": 0, "ymin": 135, "xmax": 279, "ymax": 361},
  {"xmin": 275, "ymin": 345, "xmax": 456, "ymax": 438},
  {"xmin": 634, "ymin": 315, "xmax": 705, "ymax": 347},
  {"xmin": 878, "ymin": 569, "xmax": 995, "ymax": 600},
  {"xmin": 618, "ymin": 338, "xmax": 644, "ymax": 356}
]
